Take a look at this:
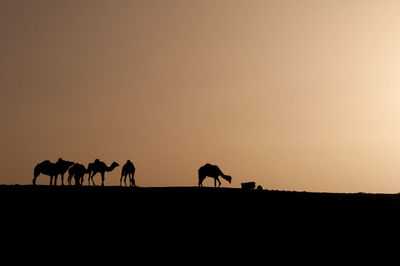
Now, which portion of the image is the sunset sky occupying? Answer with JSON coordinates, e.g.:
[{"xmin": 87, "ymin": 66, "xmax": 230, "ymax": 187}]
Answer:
[{"xmin": 1, "ymin": 0, "xmax": 400, "ymax": 192}]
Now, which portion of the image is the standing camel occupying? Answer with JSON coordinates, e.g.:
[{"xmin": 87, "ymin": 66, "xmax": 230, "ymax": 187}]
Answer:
[
  {"xmin": 67, "ymin": 163, "xmax": 89, "ymax": 186},
  {"xmin": 120, "ymin": 160, "xmax": 136, "ymax": 187},
  {"xmin": 87, "ymin": 159, "xmax": 119, "ymax": 186},
  {"xmin": 198, "ymin": 163, "xmax": 232, "ymax": 187},
  {"xmin": 33, "ymin": 158, "xmax": 74, "ymax": 185},
  {"xmin": 55, "ymin": 158, "xmax": 75, "ymax": 186}
]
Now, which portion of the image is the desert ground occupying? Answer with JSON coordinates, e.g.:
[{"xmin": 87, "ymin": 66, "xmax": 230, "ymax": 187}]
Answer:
[{"xmin": 1, "ymin": 185, "xmax": 398, "ymax": 261}]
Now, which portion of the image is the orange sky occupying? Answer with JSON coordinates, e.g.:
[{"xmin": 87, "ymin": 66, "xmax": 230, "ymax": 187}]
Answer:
[{"xmin": 1, "ymin": 0, "xmax": 400, "ymax": 192}]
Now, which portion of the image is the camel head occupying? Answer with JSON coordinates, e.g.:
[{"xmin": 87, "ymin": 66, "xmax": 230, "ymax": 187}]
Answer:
[
  {"xmin": 111, "ymin": 162, "xmax": 119, "ymax": 168},
  {"xmin": 224, "ymin": 175, "xmax": 232, "ymax": 184}
]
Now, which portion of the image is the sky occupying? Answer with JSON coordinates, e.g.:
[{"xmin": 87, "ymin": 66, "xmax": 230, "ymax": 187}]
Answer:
[{"xmin": 1, "ymin": 0, "xmax": 400, "ymax": 192}]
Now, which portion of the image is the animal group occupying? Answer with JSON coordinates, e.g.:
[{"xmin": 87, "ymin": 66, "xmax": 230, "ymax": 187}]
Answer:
[
  {"xmin": 33, "ymin": 159, "xmax": 237, "ymax": 188},
  {"xmin": 33, "ymin": 158, "xmax": 135, "ymax": 187}
]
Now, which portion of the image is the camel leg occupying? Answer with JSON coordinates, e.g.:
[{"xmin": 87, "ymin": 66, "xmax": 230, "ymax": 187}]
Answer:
[
  {"xmin": 124, "ymin": 175, "xmax": 127, "ymax": 187},
  {"xmin": 122, "ymin": 175, "xmax": 125, "ymax": 186},
  {"xmin": 198, "ymin": 175, "xmax": 205, "ymax": 187},
  {"xmin": 67, "ymin": 173, "xmax": 72, "ymax": 185},
  {"xmin": 90, "ymin": 173, "xmax": 97, "ymax": 186},
  {"xmin": 130, "ymin": 173, "xmax": 135, "ymax": 187},
  {"xmin": 120, "ymin": 174, "xmax": 124, "ymax": 186},
  {"xmin": 214, "ymin": 178, "xmax": 217, "ymax": 187},
  {"xmin": 54, "ymin": 175, "xmax": 58, "ymax": 186},
  {"xmin": 216, "ymin": 177, "xmax": 221, "ymax": 187},
  {"xmin": 101, "ymin": 173, "xmax": 105, "ymax": 186},
  {"xmin": 74, "ymin": 174, "xmax": 81, "ymax": 186},
  {"xmin": 33, "ymin": 174, "xmax": 38, "ymax": 185},
  {"xmin": 61, "ymin": 174, "xmax": 65, "ymax": 186},
  {"xmin": 50, "ymin": 175, "xmax": 53, "ymax": 186}
]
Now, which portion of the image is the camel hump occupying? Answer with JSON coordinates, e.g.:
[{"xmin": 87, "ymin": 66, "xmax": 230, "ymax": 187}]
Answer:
[
  {"xmin": 201, "ymin": 163, "xmax": 216, "ymax": 169},
  {"xmin": 199, "ymin": 163, "xmax": 222, "ymax": 176}
]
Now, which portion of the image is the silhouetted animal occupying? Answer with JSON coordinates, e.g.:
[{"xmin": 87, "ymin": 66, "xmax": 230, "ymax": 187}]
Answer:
[
  {"xmin": 198, "ymin": 163, "xmax": 232, "ymax": 187},
  {"xmin": 33, "ymin": 160, "xmax": 57, "ymax": 185},
  {"xmin": 87, "ymin": 159, "xmax": 119, "ymax": 186},
  {"xmin": 86, "ymin": 160, "xmax": 102, "ymax": 184},
  {"xmin": 86, "ymin": 162, "xmax": 95, "ymax": 180},
  {"xmin": 67, "ymin": 163, "xmax": 89, "ymax": 186},
  {"xmin": 120, "ymin": 160, "xmax": 136, "ymax": 187},
  {"xmin": 33, "ymin": 158, "xmax": 74, "ymax": 186},
  {"xmin": 257, "ymin": 185, "xmax": 263, "ymax": 190},
  {"xmin": 55, "ymin": 158, "xmax": 75, "ymax": 186}
]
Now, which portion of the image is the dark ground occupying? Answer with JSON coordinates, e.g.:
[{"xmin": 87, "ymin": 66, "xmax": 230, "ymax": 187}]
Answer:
[{"xmin": 1, "ymin": 185, "xmax": 400, "ymax": 262}]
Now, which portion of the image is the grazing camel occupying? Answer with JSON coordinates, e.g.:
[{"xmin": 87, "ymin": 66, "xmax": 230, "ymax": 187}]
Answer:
[
  {"xmin": 67, "ymin": 163, "xmax": 89, "ymax": 186},
  {"xmin": 120, "ymin": 160, "xmax": 136, "ymax": 187},
  {"xmin": 87, "ymin": 159, "xmax": 119, "ymax": 186},
  {"xmin": 198, "ymin": 163, "xmax": 232, "ymax": 187},
  {"xmin": 33, "ymin": 158, "xmax": 74, "ymax": 186}
]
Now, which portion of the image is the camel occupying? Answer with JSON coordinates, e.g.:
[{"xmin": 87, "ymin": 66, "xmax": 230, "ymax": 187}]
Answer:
[
  {"xmin": 33, "ymin": 158, "xmax": 74, "ymax": 185},
  {"xmin": 87, "ymin": 159, "xmax": 119, "ymax": 186},
  {"xmin": 198, "ymin": 163, "xmax": 232, "ymax": 187},
  {"xmin": 120, "ymin": 160, "xmax": 136, "ymax": 187},
  {"xmin": 55, "ymin": 158, "xmax": 75, "ymax": 186},
  {"xmin": 67, "ymin": 163, "xmax": 89, "ymax": 186}
]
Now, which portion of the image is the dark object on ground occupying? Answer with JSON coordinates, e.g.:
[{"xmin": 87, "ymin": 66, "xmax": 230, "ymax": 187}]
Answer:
[
  {"xmin": 257, "ymin": 185, "xmax": 263, "ymax": 190},
  {"xmin": 241, "ymin": 181, "xmax": 256, "ymax": 190}
]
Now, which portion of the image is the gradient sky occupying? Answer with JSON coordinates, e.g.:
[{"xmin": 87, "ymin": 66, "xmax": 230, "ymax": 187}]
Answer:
[{"xmin": 1, "ymin": 0, "xmax": 400, "ymax": 192}]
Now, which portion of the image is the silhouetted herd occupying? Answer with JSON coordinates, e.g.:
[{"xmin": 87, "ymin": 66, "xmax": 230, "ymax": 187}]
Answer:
[
  {"xmin": 33, "ymin": 159, "xmax": 262, "ymax": 189},
  {"xmin": 33, "ymin": 158, "xmax": 133, "ymax": 187}
]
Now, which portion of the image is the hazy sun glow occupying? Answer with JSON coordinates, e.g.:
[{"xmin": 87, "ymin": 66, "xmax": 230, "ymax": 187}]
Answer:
[{"xmin": 1, "ymin": 0, "xmax": 400, "ymax": 192}]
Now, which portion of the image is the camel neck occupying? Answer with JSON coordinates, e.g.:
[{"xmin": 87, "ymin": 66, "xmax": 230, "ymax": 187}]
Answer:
[{"xmin": 106, "ymin": 164, "xmax": 115, "ymax": 172}]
